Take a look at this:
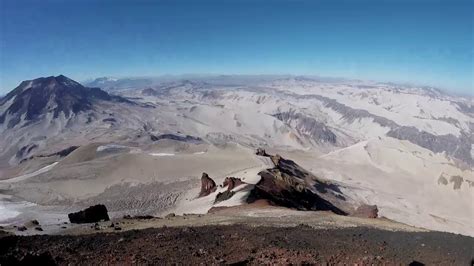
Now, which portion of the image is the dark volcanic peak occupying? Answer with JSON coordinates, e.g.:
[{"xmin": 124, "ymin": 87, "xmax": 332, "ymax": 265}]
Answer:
[{"xmin": 0, "ymin": 75, "xmax": 127, "ymax": 128}]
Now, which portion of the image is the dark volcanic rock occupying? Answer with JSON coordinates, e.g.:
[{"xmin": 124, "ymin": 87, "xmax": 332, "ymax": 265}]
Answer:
[
  {"xmin": 165, "ymin": 213, "xmax": 176, "ymax": 218},
  {"xmin": 102, "ymin": 118, "xmax": 117, "ymax": 123},
  {"xmin": 68, "ymin": 204, "xmax": 110, "ymax": 224},
  {"xmin": 199, "ymin": 173, "xmax": 217, "ymax": 197},
  {"xmin": 222, "ymin": 177, "xmax": 245, "ymax": 191},
  {"xmin": 50, "ymin": 146, "xmax": 79, "ymax": 157},
  {"xmin": 409, "ymin": 261, "xmax": 425, "ymax": 266},
  {"xmin": 214, "ymin": 190, "xmax": 236, "ymax": 204},
  {"xmin": 0, "ymin": 252, "xmax": 56, "ymax": 266},
  {"xmin": 20, "ymin": 146, "xmax": 79, "ymax": 164},
  {"xmin": 256, "ymin": 148, "xmax": 269, "ymax": 156},
  {"xmin": 0, "ymin": 225, "xmax": 473, "ymax": 265},
  {"xmin": 150, "ymin": 133, "xmax": 202, "ymax": 143},
  {"xmin": 248, "ymin": 171, "xmax": 346, "ymax": 215},
  {"xmin": 17, "ymin": 226, "xmax": 27, "ymax": 232},
  {"xmin": 15, "ymin": 144, "xmax": 38, "ymax": 160},
  {"xmin": 352, "ymin": 204, "xmax": 378, "ymax": 218},
  {"xmin": 247, "ymin": 154, "xmax": 349, "ymax": 215}
]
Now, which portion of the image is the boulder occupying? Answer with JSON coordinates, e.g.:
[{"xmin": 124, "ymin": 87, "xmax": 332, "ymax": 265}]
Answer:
[
  {"xmin": 222, "ymin": 177, "xmax": 245, "ymax": 191},
  {"xmin": 165, "ymin": 213, "xmax": 176, "ymax": 218},
  {"xmin": 17, "ymin": 226, "xmax": 27, "ymax": 232},
  {"xmin": 199, "ymin": 173, "xmax": 217, "ymax": 197},
  {"xmin": 68, "ymin": 204, "xmax": 110, "ymax": 224},
  {"xmin": 352, "ymin": 204, "xmax": 378, "ymax": 218}
]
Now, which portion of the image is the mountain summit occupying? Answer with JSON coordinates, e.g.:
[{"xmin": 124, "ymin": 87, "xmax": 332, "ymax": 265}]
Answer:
[{"xmin": 0, "ymin": 75, "xmax": 126, "ymax": 128}]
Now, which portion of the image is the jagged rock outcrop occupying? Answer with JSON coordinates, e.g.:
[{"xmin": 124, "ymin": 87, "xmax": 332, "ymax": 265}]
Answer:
[
  {"xmin": 20, "ymin": 146, "xmax": 79, "ymax": 164},
  {"xmin": 352, "ymin": 204, "xmax": 378, "ymax": 218},
  {"xmin": 198, "ymin": 173, "xmax": 217, "ymax": 197},
  {"xmin": 150, "ymin": 134, "xmax": 202, "ymax": 143},
  {"xmin": 256, "ymin": 148, "xmax": 269, "ymax": 157},
  {"xmin": 270, "ymin": 154, "xmax": 282, "ymax": 166},
  {"xmin": 68, "ymin": 204, "xmax": 110, "ymax": 224},
  {"xmin": 208, "ymin": 177, "xmax": 246, "ymax": 204},
  {"xmin": 222, "ymin": 177, "xmax": 245, "ymax": 191},
  {"xmin": 247, "ymin": 154, "xmax": 350, "ymax": 215}
]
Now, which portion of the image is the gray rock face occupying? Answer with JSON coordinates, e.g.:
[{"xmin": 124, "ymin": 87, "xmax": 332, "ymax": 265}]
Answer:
[
  {"xmin": 387, "ymin": 127, "xmax": 473, "ymax": 165},
  {"xmin": 456, "ymin": 102, "xmax": 474, "ymax": 116},
  {"xmin": 273, "ymin": 111, "xmax": 337, "ymax": 144},
  {"xmin": 278, "ymin": 91, "xmax": 473, "ymax": 166}
]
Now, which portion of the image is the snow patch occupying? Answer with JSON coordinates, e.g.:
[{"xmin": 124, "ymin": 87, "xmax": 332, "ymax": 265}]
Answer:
[
  {"xmin": 149, "ymin": 153, "xmax": 175, "ymax": 157},
  {"xmin": 97, "ymin": 144, "xmax": 129, "ymax": 152},
  {"xmin": 0, "ymin": 195, "xmax": 37, "ymax": 224},
  {"xmin": 0, "ymin": 162, "xmax": 58, "ymax": 183}
]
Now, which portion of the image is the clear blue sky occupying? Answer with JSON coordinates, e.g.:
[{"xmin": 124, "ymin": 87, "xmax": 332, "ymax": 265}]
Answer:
[{"xmin": 0, "ymin": 0, "xmax": 472, "ymax": 94}]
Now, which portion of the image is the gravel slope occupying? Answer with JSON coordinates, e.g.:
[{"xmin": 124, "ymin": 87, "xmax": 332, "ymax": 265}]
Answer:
[{"xmin": 1, "ymin": 224, "xmax": 473, "ymax": 265}]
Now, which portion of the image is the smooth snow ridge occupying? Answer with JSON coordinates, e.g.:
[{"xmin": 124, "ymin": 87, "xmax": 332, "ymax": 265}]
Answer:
[
  {"xmin": 149, "ymin": 153, "xmax": 176, "ymax": 157},
  {"xmin": 0, "ymin": 162, "xmax": 58, "ymax": 183}
]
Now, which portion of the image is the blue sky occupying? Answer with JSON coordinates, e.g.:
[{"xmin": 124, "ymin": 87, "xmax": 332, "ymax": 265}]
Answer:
[{"xmin": 0, "ymin": 0, "xmax": 472, "ymax": 94}]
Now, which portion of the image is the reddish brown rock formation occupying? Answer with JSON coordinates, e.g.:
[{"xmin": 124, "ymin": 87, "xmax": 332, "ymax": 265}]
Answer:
[
  {"xmin": 352, "ymin": 204, "xmax": 378, "ymax": 218},
  {"xmin": 199, "ymin": 173, "xmax": 217, "ymax": 197},
  {"xmin": 222, "ymin": 177, "xmax": 245, "ymax": 191}
]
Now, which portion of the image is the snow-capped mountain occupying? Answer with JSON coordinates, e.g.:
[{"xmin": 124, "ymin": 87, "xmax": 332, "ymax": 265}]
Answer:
[
  {"xmin": 0, "ymin": 75, "xmax": 128, "ymax": 129},
  {"xmin": 0, "ymin": 75, "xmax": 138, "ymax": 167}
]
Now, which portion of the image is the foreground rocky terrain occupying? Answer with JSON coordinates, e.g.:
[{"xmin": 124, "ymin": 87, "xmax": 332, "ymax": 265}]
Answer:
[{"xmin": 1, "ymin": 223, "xmax": 473, "ymax": 265}]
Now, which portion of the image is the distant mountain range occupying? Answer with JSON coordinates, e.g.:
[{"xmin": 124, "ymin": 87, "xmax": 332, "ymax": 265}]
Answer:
[
  {"xmin": 1, "ymin": 75, "xmax": 473, "ymax": 166},
  {"xmin": 0, "ymin": 74, "xmax": 473, "ymax": 237}
]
